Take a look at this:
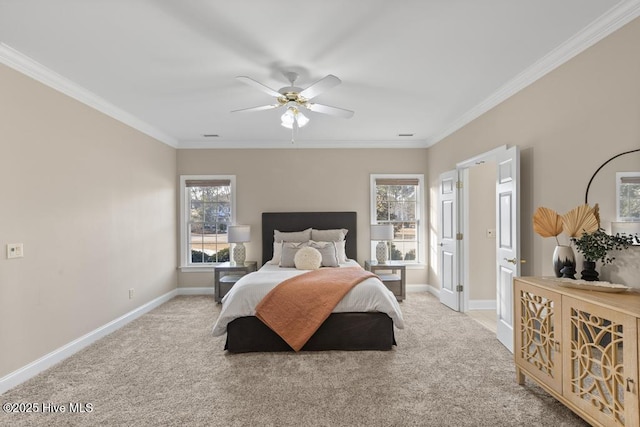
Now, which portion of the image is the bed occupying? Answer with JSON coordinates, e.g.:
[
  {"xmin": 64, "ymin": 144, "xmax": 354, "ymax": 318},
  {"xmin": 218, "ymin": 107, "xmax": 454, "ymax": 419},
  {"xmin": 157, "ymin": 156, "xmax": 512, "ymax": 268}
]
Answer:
[{"xmin": 211, "ymin": 211, "xmax": 404, "ymax": 352}]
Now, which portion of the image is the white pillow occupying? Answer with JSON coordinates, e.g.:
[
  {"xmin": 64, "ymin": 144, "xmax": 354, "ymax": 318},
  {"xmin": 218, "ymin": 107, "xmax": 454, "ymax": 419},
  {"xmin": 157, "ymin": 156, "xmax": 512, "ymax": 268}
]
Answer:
[
  {"xmin": 268, "ymin": 242, "xmax": 283, "ymax": 265},
  {"xmin": 274, "ymin": 228, "xmax": 312, "ymax": 243},
  {"xmin": 311, "ymin": 228, "xmax": 348, "ymax": 242},
  {"xmin": 294, "ymin": 246, "xmax": 322, "ymax": 270}
]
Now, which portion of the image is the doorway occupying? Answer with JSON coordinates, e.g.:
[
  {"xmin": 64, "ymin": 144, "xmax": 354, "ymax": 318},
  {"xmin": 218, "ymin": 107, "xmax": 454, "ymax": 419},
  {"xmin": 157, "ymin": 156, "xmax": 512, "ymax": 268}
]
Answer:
[
  {"xmin": 463, "ymin": 160, "xmax": 497, "ymax": 333},
  {"xmin": 453, "ymin": 145, "xmax": 521, "ymax": 352}
]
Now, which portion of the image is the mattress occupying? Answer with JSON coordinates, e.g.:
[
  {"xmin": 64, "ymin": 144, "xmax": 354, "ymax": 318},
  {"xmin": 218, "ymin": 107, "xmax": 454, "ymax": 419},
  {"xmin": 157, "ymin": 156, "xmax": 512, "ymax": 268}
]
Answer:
[{"xmin": 211, "ymin": 261, "xmax": 405, "ymax": 338}]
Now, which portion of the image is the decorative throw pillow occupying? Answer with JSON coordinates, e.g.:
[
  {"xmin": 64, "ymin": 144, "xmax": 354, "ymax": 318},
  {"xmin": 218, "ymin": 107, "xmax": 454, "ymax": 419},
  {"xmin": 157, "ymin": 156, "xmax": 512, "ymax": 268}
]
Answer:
[
  {"xmin": 334, "ymin": 240, "xmax": 347, "ymax": 263},
  {"xmin": 274, "ymin": 228, "xmax": 312, "ymax": 243},
  {"xmin": 311, "ymin": 228, "xmax": 348, "ymax": 242},
  {"xmin": 294, "ymin": 246, "xmax": 322, "ymax": 270},
  {"xmin": 280, "ymin": 242, "xmax": 308, "ymax": 268},
  {"xmin": 308, "ymin": 241, "xmax": 339, "ymax": 267}
]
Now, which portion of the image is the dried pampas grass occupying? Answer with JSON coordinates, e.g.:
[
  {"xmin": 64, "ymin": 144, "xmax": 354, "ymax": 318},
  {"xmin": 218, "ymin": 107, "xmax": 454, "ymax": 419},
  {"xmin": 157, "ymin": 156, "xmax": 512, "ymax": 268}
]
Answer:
[
  {"xmin": 532, "ymin": 207, "xmax": 563, "ymax": 241},
  {"xmin": 562, "ymin": 204, "xmax": 599, "ymax": 237}
]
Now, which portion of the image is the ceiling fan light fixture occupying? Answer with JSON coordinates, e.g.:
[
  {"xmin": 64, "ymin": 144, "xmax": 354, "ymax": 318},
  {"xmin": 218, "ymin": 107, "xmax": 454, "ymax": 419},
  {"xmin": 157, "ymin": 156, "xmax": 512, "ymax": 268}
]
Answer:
[
  {"xmin": 296, "ymin": 110, "xmax": 309, "ymax": 127},
  {"xmin": 235, "ymin": 73, "xmax": 352, "ymax": 131},
  {"xmin": 280, "ymin": 106, "xmax": 309, "ymax": 129},
  {"xmin": 280, "ymin": 108, "xmax": 295, "ymax": 129}
]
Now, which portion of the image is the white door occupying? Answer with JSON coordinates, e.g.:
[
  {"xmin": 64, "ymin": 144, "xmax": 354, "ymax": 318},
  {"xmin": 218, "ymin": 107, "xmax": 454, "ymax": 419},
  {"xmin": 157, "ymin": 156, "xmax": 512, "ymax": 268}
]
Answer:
[
  {"xmin": 495, "ymin": 146, "xmax": 520, "ymax": 352},
  {"xmin": 439, "ymin": 170, "xmax": 459, "ymax": 311}
]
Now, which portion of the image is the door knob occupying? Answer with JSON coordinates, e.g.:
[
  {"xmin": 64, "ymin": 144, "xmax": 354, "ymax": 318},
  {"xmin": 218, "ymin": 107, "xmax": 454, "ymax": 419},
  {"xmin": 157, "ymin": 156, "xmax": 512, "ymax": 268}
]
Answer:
[{"xmin": 504, "ymin": 258, "xmax": 527, "ymax": 264}]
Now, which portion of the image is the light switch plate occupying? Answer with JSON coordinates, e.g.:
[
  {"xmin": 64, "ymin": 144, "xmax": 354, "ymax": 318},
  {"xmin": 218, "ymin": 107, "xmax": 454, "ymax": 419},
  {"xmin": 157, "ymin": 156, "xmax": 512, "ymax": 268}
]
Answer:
[{"xmin": 7, "ymin": 243, "xmax": 24, "ymax": 259}]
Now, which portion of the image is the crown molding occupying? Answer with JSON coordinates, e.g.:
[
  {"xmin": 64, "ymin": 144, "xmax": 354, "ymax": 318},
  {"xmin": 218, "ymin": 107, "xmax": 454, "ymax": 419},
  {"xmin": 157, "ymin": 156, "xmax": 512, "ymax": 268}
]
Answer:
[
  {"xmin": 426, "ymin": 0, "xmax": 640, "ymax": 148},
  {"xmin": 177, "ymin": 139, "xmax": 430, "ymax": 149},
  {"xmin": 0, "ymin": 43, "xmax": 178, "ymax": 148}
]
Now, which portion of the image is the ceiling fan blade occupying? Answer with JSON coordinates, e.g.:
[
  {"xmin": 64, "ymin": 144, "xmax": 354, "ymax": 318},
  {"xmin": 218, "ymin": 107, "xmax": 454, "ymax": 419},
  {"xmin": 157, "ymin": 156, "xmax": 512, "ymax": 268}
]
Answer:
[
  {"xmin": 299, "ymin": 74, "xmax": 341, "ymax": 100},
  {"xmin": 231, "ymin": 104, "xmax": 280, "ymax": 113},
  {"xmin": 236, "ymin": 76, "xmax": 282, "ymax": 98},
  {"xmin": 307, "ymin": 103, "xmax": 354, "ymax": 119}
]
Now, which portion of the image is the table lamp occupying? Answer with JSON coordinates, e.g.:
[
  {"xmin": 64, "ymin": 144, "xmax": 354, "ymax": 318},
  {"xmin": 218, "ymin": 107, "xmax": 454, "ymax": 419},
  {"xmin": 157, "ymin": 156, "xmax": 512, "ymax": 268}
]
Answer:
[
  {"xmin": 370, "ymin": 224, "xmax": 394, "ymax": 264},
  {"xmin": 228, "ymin": 225, "xmax": 250, "ymax": 265}
]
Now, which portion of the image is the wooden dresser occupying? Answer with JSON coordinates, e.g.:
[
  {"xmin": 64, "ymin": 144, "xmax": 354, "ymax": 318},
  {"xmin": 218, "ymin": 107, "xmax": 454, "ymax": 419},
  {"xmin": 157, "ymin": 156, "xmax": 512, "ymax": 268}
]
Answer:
[{"xmin": 514, "ymin": 276, "xmax": 640, "ymax": 427}]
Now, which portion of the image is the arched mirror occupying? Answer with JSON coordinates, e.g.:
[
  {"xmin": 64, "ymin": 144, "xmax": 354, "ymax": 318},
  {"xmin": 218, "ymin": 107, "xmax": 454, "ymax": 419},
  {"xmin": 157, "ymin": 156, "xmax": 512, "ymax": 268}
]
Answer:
[
  {"xmin": 585, "ymin": 148, "xmax": 640, "ymax": 237},
  {"xmin": 584, "ymin": 148, "xmax": 640, "ymax": 285}
]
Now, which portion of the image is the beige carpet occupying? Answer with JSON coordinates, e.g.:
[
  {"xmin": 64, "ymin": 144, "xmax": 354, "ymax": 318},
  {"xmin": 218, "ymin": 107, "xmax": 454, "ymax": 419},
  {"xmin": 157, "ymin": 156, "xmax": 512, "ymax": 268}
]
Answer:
[{"xmin": 1, "ymin": 293, "xmax": 587, "ymax": 426}]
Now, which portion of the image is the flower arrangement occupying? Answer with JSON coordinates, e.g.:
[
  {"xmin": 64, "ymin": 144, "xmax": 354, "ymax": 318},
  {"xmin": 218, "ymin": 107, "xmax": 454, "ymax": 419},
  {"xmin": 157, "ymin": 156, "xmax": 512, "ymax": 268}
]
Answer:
[{"xmin": 533, "ymin": 203, "xmax": 638, "ymax": 281}]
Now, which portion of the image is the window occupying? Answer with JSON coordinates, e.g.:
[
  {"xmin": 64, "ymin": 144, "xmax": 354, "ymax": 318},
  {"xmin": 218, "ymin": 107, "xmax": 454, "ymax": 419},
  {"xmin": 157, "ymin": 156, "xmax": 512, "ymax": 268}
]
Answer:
[
  {"xmin": 371, "ymin": 174, "xmax": 424, "ymax": 263},
  {"xmin": 180, "ymin": 175, "xmax": 236, "ymax": 269},
  {"xmin": 617, "ymin": 172, "xmax": 640, "ymax": 221}
]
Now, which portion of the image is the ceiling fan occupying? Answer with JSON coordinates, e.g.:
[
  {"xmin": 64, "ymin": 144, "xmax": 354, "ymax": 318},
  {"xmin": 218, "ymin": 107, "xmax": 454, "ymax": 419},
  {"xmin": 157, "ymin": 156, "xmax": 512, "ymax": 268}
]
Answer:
[{"xmin": 232, "ymin": 71, "xmax": 354, "ymax": 129}]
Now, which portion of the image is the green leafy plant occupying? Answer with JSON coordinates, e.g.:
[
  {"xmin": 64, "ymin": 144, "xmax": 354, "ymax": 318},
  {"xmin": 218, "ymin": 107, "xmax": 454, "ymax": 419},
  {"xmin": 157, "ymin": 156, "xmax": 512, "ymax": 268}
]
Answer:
[{"xmin": 571, "ymin": 228, "xmax": 638, "ymax": 264}]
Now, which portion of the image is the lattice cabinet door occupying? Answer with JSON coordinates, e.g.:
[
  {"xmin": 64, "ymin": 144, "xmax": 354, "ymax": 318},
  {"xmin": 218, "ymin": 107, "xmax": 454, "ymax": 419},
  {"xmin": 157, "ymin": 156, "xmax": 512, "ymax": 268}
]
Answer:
[
  {"xmin": 514, "ymin": 280, "xmax": 563, "ymax": 394},
  {"xmin": 562, "ymin": 297, "xmax": 639, "ymax": 427}
]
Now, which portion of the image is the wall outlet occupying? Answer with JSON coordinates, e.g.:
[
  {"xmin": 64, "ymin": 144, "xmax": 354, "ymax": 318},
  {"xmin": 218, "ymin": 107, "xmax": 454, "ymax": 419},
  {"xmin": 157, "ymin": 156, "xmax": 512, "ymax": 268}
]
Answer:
[
  {"xmin": 129, "ymin": 288, "xmax": 135, "ymax": 299},
  {"xmin": 7, "ymin": 243, "xmax": 24, "ymax": 259}
]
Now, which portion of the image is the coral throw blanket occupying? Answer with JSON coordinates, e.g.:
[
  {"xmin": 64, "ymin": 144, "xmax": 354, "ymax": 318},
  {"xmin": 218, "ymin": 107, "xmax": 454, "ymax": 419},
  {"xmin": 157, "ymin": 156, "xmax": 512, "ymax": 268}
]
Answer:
[{"xmin": 255, "ymin": 266, "xmax": 376, "ymax": 351}]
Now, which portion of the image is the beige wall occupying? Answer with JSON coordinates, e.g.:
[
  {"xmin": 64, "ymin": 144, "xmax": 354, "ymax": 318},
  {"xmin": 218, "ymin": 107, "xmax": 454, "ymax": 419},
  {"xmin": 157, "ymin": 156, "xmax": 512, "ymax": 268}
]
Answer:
[
  {"xmin": 427, "ymin": 17, "xmax": 640, "ymax": 288},
  {"xmin": 468, "ymin": 161, "xmax": 497, "ymax": 301},
  {"xmin": 177, "ymin": 148, "xmax": 429, "ymax": 287},
  {"xmin": 0, "ymin": 64, "xmax": 178, "ymax": 378}
]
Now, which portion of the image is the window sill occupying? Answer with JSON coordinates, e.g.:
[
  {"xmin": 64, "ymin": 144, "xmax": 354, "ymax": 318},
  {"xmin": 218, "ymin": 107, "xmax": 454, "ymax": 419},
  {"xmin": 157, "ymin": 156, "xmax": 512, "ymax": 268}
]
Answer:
[
  {"xmin": 179, "ymin": 265, "xmax": 219, "ymax": 273},
  {"xmin": 404, "ymin": 263, "xmax": 426, "ymax": 270},
  {"xmin": 367, "ymin": 261, "xmax": 426, "ymax": 270}
]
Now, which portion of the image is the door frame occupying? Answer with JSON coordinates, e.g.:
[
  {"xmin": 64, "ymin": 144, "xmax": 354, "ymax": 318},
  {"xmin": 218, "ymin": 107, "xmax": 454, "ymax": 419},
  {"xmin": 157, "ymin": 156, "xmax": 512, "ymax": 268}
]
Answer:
[{"xmin": 456, "ymin": 145, "xmax": 507, "ymax": 313}]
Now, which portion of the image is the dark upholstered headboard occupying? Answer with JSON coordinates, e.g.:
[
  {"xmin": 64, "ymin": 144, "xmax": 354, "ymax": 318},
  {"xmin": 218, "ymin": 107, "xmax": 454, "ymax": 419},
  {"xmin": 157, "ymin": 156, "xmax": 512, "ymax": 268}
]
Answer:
[{"xmin": 262, "ymin": 212, "xmax": 357, "ymax": 265}]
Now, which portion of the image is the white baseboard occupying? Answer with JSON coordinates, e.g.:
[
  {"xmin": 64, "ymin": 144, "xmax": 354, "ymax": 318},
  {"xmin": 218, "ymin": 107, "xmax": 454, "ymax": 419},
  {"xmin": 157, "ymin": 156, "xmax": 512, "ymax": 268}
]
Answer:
[
  {"xmin": 468, "ymin": 300, "xmax": 497, "ymax": 310},
  {"xmin": 406, "ymin": 284, "xmax": 430, "ymax": 293},
  {"xmin": 424, "ymin": 284, "xmax": 440, "ymax": 298},
  {"xmin": 177, "ymin": 287, "xmax": 214, "ymax": 295},
  {"xmin": 0, "ymin": 289, "xmax": 178, "ymax": 395}
]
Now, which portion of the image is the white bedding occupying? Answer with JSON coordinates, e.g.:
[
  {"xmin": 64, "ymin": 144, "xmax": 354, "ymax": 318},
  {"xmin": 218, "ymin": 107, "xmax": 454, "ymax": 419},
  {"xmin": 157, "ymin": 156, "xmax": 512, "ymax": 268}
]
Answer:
[{"xmin": 211, "ymin": 260, "xmax": 405, "ymax": 336}]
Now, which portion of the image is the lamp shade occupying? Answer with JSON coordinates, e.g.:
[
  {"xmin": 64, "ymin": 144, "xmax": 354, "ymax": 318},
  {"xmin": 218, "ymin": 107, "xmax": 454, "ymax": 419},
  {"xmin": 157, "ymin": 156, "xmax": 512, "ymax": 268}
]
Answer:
[
  {"xmin": 370, "ymin": 224, "xmax": 393, "ymax": 241},
  {"xmin": 280, "ymin": 106, "xmax": 309, "ymax": 129},
  {"xmin": 228, "ymin": 225, "xmax": 251, "ymax": 243}
]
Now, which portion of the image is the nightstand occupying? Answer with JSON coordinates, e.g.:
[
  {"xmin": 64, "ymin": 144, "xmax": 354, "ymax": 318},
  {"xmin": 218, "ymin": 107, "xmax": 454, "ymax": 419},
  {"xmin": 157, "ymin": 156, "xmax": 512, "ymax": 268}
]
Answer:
[
  {"xmin": 214, "ymin": 261, "xmax": 257, "ymax": 303},
  {"xmin": 364, "ymin": 260, "xmax": 406, "ymax": 301}
]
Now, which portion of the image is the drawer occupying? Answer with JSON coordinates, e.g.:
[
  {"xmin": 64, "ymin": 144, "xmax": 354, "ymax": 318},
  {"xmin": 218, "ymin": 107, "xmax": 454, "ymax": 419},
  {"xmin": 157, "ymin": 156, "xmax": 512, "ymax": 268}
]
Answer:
[
  {"xmin": 379, "ymin": 277, "xmax": 402, "ymax": 296},
  {"xmin": 219, "ymin": 281, "xmax": 236, "ymax": 297}
]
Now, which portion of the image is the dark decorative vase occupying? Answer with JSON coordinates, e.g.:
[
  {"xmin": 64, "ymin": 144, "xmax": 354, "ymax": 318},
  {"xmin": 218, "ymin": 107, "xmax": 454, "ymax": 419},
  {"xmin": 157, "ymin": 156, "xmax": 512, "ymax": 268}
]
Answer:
[
  {"xmin": 553, "ymin": 245, "xmax": 576, "ymax": 278},
  {"xmin": 560, "ymin": 264, "xmax": 576, "ymax": 279},
  {"xmin": 580, "ymin": 261, "xmax": 599, "ymax": 281}
]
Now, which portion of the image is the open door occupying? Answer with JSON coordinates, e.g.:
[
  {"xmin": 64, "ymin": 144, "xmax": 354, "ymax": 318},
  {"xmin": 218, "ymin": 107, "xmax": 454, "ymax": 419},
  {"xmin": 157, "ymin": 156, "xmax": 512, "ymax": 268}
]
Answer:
[
  {"xmin": 439, "ymin": 170, "xmax": 459, "ymax": 311},
  {"xmin": 495, "ymin": 146, "xmax": 520, "ymax": 352}
]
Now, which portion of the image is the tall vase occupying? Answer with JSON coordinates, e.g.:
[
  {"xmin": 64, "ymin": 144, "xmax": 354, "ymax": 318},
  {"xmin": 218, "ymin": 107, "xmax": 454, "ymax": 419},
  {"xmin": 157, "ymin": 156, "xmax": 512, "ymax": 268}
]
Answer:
[
  {"xmin": 580, "ymin": 261, "xmax": 599, "ymax": 281},
  {"xmin": 552, "ymin": 245, "xmax": 576, "ymax": 278}
]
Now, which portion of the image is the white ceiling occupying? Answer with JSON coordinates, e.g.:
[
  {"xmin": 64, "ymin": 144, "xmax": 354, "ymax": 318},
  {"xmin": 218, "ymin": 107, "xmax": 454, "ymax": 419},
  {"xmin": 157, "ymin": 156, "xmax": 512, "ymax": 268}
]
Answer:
[{"xmin": 1, "ymin": 0, "xmax": 639, "ymax": 149}]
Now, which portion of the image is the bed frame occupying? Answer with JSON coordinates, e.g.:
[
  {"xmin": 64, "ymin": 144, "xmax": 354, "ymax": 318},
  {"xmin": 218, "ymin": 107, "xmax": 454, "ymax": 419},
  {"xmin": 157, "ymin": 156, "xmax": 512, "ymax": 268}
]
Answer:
[{"xmin": 224, "ymin": 211, "xmax": 396, "ymax": 353}]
